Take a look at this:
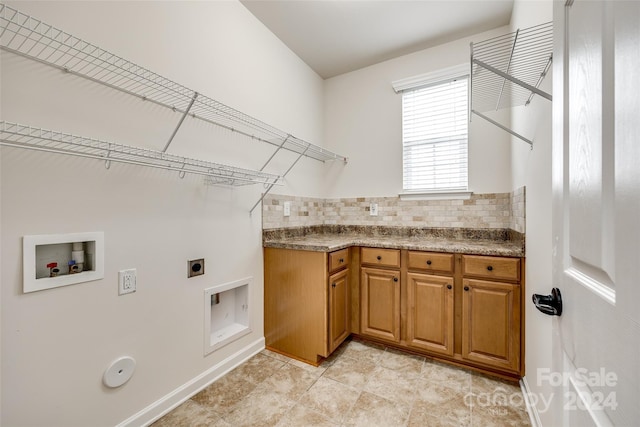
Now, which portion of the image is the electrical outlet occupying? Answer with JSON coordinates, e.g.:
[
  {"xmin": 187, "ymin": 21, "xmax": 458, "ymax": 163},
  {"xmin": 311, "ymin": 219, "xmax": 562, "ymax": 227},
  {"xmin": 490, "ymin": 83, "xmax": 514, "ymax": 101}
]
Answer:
[
  {"xmin": 283, "ymin": 201, "xmax": 291, "ymax": 217},
  {"xmin": 370, "ymin": 202, "xmax": 378, "ymax": 216},
  {"xmin": 118, "ymin": 269, "xmax": 137, "ymax": 295}
]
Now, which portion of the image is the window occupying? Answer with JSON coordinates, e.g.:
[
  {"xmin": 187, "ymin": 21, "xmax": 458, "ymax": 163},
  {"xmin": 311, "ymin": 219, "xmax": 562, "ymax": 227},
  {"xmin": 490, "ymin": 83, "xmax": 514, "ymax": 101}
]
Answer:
[{"xmin": 400, "ymin": 75, "xmax": 469, "ymax": 193}]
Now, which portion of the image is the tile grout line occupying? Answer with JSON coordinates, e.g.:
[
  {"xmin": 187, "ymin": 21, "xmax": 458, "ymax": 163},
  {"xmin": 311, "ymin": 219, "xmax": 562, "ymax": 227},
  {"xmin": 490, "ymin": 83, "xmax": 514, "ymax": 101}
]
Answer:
[{"xmin": 154, "ymin": 339, "xmax": 531, "ymax": 427}]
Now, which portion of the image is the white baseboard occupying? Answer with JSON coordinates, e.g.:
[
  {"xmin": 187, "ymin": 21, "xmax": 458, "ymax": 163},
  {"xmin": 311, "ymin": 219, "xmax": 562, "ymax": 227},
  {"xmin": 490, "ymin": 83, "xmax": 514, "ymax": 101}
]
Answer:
[
  {"xmin": 116, "ymin": 337, "xmax": 265, "ymax": 427},
  {"xmin": 520, "ymin": 376, "xmax": 543, "ymax": 427}
]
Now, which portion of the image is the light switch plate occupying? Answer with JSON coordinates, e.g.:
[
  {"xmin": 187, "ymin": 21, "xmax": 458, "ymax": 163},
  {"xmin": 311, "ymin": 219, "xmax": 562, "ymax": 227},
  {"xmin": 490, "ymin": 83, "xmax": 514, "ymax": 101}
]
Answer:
[
  {"xmin": 283, "ymin": 201, "xmax": 291, "ymax": 217},
  {"xmin": 370, "ymin": 203, "xmax": 378, "ymax": 216},
  {"xmin": 118, "ymin": 269, "xmax": 136, "ymax": 295}
]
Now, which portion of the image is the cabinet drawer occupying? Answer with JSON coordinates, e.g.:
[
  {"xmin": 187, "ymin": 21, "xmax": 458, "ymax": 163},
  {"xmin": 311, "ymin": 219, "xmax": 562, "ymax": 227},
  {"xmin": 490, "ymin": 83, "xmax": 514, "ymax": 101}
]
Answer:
[
  {"xmin": 408, "ymin": 251, "xmax": 454, "ymax": 273},
  {"xmin": 462, "ymin": 255, "xmax": 521, "ymax": 282},
  {"xmin": 361, "ymin": 247, "xmax": 400, "ymax": 268},
  {"xmin": 329, "ymin": 249, "xmax": 349, "ymax": 273}
]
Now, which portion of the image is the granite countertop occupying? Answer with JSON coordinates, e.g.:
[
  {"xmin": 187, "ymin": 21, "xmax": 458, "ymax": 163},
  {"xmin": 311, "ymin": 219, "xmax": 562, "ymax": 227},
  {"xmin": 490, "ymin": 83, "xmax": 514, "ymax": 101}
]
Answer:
[{"xmin": 263, "ymin": 226, "xmax": 525, "ymax": 257}]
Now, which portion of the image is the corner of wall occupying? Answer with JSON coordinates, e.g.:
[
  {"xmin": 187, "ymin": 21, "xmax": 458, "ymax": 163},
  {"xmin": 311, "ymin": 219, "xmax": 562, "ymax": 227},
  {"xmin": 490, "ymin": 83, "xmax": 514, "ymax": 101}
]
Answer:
[{"xmin": 510, "ymin": 186, "xmax": 526, "ymax": 234}]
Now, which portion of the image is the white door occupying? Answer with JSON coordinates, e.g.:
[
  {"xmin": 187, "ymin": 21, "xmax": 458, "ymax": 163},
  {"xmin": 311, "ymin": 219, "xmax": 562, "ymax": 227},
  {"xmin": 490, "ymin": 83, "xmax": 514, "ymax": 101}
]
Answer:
[{"xmin": 551, "ymin": 1, "xmax": 640, "ymax": 426}]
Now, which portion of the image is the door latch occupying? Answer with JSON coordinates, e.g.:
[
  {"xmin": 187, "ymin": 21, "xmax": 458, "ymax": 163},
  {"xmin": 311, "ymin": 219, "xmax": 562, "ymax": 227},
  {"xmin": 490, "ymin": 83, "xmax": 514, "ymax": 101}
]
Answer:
[{"xmin": 532, "ymin": 287, "xmax": 563, "ymax": 316}]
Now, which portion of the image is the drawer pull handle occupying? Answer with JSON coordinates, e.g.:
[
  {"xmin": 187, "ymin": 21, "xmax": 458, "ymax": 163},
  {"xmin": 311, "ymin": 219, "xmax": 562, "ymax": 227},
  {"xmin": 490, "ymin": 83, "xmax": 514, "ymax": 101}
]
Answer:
[
  {"xmin": 464, "ymin": 286, "xmax": 470, "ymax": 291},
  {"xmin": 339, "ymin": 258, "xmax": 344, "ymax": 263},
  {"xmin": 393, "ymin": 277, "xmax": 398, "ymax": 282},
  {"xmin": 487, "ymin": 265, "xmax": 493, "ymax": 271},
  {"xmin": 377, "ymin": 255, "xmax": 382, "ymax": 260},
  {"xmin": 426, "ymin": 260, "xmax": 432, "ymax": 265},
  {"xmin": 447, "ymin": 284, "xmax": 452, "ymax": 290}
]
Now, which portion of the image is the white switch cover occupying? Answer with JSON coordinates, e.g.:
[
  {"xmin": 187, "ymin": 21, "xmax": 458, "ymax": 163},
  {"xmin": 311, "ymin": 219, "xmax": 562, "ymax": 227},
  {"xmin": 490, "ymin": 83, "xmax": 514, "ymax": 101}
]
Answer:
[
  {"xmin": 283, "ymin": 201, "xmax": 291, "ymax": 217},
  {"xmin": 119, "ymin": 269, "xmax": 137, "ymax": 295},
  {"xmin": 370, "ymin": 203, "xmax": 378, "ymax": 216}
]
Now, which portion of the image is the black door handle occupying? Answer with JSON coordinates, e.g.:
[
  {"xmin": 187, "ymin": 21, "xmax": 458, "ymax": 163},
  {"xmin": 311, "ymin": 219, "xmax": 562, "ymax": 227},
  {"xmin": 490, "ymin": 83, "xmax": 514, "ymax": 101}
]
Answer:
[{"xmin": 532, "ymin": 288, "xmax": 562, "ymax": 316}]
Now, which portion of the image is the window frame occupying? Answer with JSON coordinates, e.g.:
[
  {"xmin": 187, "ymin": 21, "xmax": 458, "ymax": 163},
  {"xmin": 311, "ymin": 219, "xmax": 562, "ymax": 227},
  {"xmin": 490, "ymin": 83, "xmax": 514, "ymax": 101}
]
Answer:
[{"xmin": 392, "ymin": 64, "xmax": 472, "ymax": 199}]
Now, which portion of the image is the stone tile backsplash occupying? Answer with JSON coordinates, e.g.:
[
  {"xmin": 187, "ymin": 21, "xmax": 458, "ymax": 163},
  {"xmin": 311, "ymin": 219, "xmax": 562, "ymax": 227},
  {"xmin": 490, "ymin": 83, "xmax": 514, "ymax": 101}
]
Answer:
[
  {"xmin": 510, "ymin": 186, "xmax": 526, "ymax": 234},
  {"xmin": 262, "ymin": 195, "xmax": 325, "ymax": 229},
  {"xmin": 262, "ymin": 187, "xmax": 526, "ymax": 233}
]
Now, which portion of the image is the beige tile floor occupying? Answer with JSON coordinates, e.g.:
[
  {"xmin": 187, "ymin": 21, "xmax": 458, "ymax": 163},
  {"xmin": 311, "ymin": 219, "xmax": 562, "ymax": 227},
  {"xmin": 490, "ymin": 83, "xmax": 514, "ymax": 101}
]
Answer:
[{"xmin": 153, "ymin": 337, "xmax": 531, "ymax": 427}]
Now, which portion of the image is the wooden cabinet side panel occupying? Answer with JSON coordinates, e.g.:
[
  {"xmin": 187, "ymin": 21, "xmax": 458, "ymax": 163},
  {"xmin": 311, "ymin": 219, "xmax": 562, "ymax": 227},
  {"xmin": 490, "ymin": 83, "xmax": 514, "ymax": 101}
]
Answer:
[
  {"xmin": 350, "ymin": 248, "xmax": 361, "ymax": 334},
  {"xmin": 264, "ymin": 248, "xmax": 327, "ymax": 362},
  {"xmin": 520, "ymin": 258, "xmax": 526, "ymax": 376},
  {"xmin": 454, "ymin": 254, "xmax": 464, "ymax": 355}
]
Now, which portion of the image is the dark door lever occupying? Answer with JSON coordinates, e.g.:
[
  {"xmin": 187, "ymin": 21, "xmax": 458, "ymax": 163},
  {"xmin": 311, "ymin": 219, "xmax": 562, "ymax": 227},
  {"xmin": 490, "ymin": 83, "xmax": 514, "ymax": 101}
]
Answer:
[{"xmin": 532, "ymin": 288, "xmax": 563, "ymax": 316}]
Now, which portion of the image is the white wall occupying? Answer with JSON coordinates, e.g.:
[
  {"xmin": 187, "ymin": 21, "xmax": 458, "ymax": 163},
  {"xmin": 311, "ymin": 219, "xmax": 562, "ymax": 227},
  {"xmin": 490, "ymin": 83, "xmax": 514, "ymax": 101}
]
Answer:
[
  {"xmin": 0, "ymin": 1, "xmax": 325, "ymax": 426},
  {"xmin": 509, "ymin": 1, "xmax": 555, "ymax": 426},
  {"xmin": 323, "ymin": 27, "xmax": 513, "ymax": 198}
]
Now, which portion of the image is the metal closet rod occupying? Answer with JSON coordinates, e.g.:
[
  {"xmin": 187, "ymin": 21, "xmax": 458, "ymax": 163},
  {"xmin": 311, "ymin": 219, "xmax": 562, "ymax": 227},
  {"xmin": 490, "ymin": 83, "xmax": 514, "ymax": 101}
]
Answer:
[{"xmin": 0, "ymin": 4, "xmax": 347, "ymax": 164}]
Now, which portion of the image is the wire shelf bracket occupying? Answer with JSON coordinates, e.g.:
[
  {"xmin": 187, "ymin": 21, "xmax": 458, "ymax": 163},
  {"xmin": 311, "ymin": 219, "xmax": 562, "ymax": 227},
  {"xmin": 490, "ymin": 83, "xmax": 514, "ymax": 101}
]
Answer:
[
  {"xmin": 164, "ymin": 92, "xmax": 199, "ymax": 153},
  {"xmin": 0, "ymin": 4, "xmax": 346, "ymax": 208},
  {"xmin": 470, "ymin": 22, "xmax": 553, "ymax": 148},
  {"xmin": 0, "ymin": 122, "xmax": 282, "ymax": 187},
  {"xmin": 249, "ymin": 143, "xmax": 309, "ymax": 216}
]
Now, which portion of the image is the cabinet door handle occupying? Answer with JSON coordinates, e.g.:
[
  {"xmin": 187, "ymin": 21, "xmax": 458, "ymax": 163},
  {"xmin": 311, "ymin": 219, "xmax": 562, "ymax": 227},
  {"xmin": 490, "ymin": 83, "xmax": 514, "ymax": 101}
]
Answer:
[
  {"xmin": 393, "ymin": 277, "xmax": 398, "ymax": 282},
  {"xmin": 464, "ymin": 286, "xmax": 470, "ymax": 291},
  {"xmin": 332, "ymin": 283, "xmax": 336, "ymax": 288},
  {"xmin": 377, "ymin": 255, "xmax": 382, "ymax": 260},
  {"xmin": 487, "ymin": 265, "xmax": 493, "ymax": 271},
  {"xmin": 426, "ymin": 260, "xmax": 432, "ymax": 265},
  {"xmin": 447, "ymin": 284, "xmax": 452, "ymax": 290},
  {"xmin": 339, "ymin": 258, "xmax": 344, "ymax": 263}
]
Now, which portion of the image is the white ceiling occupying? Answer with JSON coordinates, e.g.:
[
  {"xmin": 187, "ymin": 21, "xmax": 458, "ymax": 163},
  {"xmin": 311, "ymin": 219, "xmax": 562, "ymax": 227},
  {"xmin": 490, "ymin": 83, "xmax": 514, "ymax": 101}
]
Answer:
[{"xmin": 241, "ymin": 0, "xmax": 514, "ymax": 79}]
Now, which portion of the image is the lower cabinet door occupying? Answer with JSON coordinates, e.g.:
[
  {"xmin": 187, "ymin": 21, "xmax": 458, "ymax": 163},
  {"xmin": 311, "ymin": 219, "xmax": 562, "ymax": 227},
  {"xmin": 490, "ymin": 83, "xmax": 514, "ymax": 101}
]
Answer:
[
  {"xmin": 462, "ymin": 278, "xmax": 521, "ymax": 372},
  {"xmin": 329, "ymin": 268, "xmax": 350, "ymax": 353},
  {"xmin": 407, "ymin": 272, "xmax": 454, "ymax": 356},
  {"xmin": 360, "ymin": 267, "xmax": 401, "ymax": 342}
]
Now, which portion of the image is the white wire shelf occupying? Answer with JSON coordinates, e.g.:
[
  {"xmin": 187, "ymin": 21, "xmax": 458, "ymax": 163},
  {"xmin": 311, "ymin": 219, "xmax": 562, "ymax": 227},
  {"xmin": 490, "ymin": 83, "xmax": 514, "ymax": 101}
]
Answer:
[
  {"xmin": 471, "ymin": 21, "xmax": 553, "ymax": 112},
  {"xmin": 0, "ymin": 3, "xmax": 346, "ymax": 163},
  {"xmin": 0, "ymin": 122, "xmax": 282, "ymax": 186},
  {"xmin": 470, "ymin": 22, "xmax": 552, "ymax": 147}
]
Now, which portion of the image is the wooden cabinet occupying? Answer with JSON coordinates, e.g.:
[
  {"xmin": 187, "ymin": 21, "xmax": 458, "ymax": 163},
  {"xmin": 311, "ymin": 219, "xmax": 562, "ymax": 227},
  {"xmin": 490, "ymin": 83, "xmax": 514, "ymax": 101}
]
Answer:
[
  {"xmin": 265, "ymin": 245, "xmax": 524, "ymax": 378},
  {"xmin": 361, "ymin": 247, "xmax": 401, "ymax": 268},
  {"xmin": 408, "ymin": 251, "xmax": 454, "ymax": 273},
  {"xmin": 406, "ymin": 272, "xmax": 454, "ymax": 356},
  {"xmin": 360, "ymin": 267, "xmax": 401, "ymax": 342},
  {"xmin": 329, "ymin": 268, "xmax": 350, "ymax": 353},
  {"xmin": 357, "ymin": 249, "xmax": 524, "ymax": 377},
  {"xmin": 462, "ymin": 278, "xmax": 521, "ymax": 373},
  {"xmin": 329, "ymin": 248, "xmax": 349, "ymax": 273},
  {"xmin": 462, "ymin": 254, "xmax": 520, "ymax": 282},
  {"xmin": 264, "ymin": 247, "xmax": 350, "ymax": 364},
  {"xmin": 360, "ymin": 248, "xmax": 401, "ymax": 343}
]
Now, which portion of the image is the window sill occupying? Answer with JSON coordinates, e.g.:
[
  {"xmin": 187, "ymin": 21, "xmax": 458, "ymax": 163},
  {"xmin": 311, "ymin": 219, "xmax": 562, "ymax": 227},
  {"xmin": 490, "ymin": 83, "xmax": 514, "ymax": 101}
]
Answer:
[{"xmin": 399, "ymin": 190, "xmax": 472, "ymax": 201}]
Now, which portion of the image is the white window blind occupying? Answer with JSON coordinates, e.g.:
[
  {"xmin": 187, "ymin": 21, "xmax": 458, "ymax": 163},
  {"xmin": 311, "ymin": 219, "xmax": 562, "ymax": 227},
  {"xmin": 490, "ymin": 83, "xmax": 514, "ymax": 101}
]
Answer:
[{"xmin": 402, "ymin": 76, "xmax": 469, "ymax": 192}]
